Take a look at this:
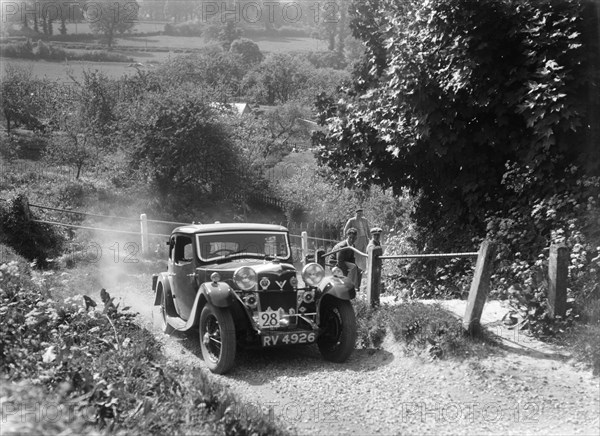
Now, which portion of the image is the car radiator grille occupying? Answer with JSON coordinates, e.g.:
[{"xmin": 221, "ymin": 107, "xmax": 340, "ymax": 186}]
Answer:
[{"xmin": 258, "ymin": 291, "xmax": 297, "ymax": 313}]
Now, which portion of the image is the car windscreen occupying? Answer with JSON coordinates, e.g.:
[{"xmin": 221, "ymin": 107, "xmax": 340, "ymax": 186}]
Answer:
[{"xmin": 196, "ymin": 231, "xmax": 290, "ymax": 262}]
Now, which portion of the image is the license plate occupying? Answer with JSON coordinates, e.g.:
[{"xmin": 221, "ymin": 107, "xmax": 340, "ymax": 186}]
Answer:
[
  {"xmin": 261, "ymin": 331, "xmax": 317, "ymax": 347},
  {"xmin": 258, "ymin": 309, "xmax": 282, "ymax": 328}
]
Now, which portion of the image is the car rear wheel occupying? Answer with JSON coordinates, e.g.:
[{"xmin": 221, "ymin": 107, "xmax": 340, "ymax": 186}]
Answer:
[
  {"xmin": 318, "ymin": 299, "xmax": 357, "ymax": 363},
  {"xmin": 159, "ymin": 288, "xmax": 175, "ymax": 335},
  {"xmin": 199, "ymin": 304, "xmax": 236, "ymax": 374}
]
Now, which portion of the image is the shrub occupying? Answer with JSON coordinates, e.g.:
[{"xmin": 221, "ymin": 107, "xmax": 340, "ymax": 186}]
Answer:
[
  {"xmin": 0, "ymin": 194, "xmax": 65, "ymax": 268},
  {"xmin": 0, "ymin": 41, "xmax": 34, "ymax": 58},
  {"xmin": 386, "ymin": 301, "xmax": 496, "ymax": 359},
  {"xmin": 354, "ymin": 298, "xmax": 496, "ymax": 359},
  {"xmin": 0, "ymin": 261, "xmax": 289, "ymax": 435},
  {"xmin": 164, "ymin": 20, "xmax": 203, "ymax": 36}
]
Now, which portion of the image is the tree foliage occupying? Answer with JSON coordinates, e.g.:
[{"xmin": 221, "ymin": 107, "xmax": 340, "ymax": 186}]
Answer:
[
  {"xmin": 155, "ymin": 49, "xmax": 246, "ymax": 99},
  {"xmin": 229, "ymin": 37, "xmax": 264, "ymax": 66},
  {"xmin": 0, "ymin": 64, "xmax": 47, "ymax": 133},
  {"xmin": 87, "ymin": 0, "xmax": 139, "ymax": 47},
  {"xmin": 314, "ymin": 0, "xmax": 599, "ymax": 256},
  {"xmin": 122, "ymin": 86, "xmax": 243, "ymax": 196}
]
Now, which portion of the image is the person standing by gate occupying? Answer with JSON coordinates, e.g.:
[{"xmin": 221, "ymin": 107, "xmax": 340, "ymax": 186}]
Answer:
[
  {"xmin": 367, "ymin": 227, "xmax": 383, "ymax": 249},
  {"xmin": 344, "ymin": 208, "xmax": 370, "ymax": 270}
]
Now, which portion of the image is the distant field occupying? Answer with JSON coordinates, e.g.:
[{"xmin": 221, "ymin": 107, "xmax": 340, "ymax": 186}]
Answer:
[
  {"xmin": 1, "ymin": 20, "xmax": 325, "ymax": 79},
  {"xmin": 0, "ymin": 58, "xmax": 135, "ymax": 80}
]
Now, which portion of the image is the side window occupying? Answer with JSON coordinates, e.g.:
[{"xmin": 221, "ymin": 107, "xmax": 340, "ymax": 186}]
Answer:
[{"xmin": 174, "ymin": 236, "xmax": 193, "ymax": 264}]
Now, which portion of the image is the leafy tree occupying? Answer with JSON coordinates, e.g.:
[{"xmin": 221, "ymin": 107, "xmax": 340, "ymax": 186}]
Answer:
[
  {"xmin": 87, "ymin": 0, "xmax": 139, "ymax": 48},
  {"xmin": 44, "ymin": 71, "xmax": 117, "ymax": 178},
  {"xmin": 272, "ymin": 151, "xmax": 410, "ymax": 229},
  {"xmin": 155, "ymin": 49, "xmax": 245, "ymax": 98},
  {"xmin": 242, "ymin": 53, "xmax": 314, "ymax": 104},
  {"xmin": 229, "ymin": 38, "xmax": 263, "ymax": 65},
  {"xmin": 203, "ymin": 13, "xmax": 242, "ymax": 50},
  {"xmin": 314, "ymin": 0, "xmax": 598, "ymax": 256},
  {"xmin": 122, "ymin": 86, "xmax": 243, "ymax": 196},
  {"xmin": 0, "ymin": 65, "xmax": 47, "ymax": 133}
]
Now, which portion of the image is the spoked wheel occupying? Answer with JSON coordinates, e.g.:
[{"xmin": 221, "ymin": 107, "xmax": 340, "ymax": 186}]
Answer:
[
  {"xmin": 159, "ymin": 288, "xmax": 175, "ymax": 334},
  {"xmin": 318, "ymin": 298, "xmax": 357, "ymax": 363},
  {"xmin": 199, "ymin": 304, "xmax": 236, "ymax": 374}
]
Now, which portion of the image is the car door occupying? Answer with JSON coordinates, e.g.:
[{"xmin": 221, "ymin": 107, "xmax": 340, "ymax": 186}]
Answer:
[{"xmin": 170, "ymin": 234, "xmax": 197, "ymax": 321}]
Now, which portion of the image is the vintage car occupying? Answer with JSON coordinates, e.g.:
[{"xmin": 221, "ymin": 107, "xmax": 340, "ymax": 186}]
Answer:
[{"xmin": 152, "ymin": 223, "xmax": 357, "ymax": 374}]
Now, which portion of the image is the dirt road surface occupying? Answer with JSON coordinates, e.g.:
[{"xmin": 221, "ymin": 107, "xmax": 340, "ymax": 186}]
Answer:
[{"xmin": 98, "ymin": 258, "xmax": 599, "ymax": 436}]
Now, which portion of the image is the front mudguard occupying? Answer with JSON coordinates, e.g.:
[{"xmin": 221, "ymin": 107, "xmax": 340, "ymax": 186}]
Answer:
[
  {"xmin": 320, "ymin": 276, "xmax": 356, "ymax": 301},
  {"xmin": 201, "ymin": 281, "xmax": 234, "ymax": 308}
]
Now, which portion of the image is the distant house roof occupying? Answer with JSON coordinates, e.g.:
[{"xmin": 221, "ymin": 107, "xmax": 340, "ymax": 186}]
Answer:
[{"xmin": 209, "ymin": 102, "xmax": 252, "ymax": 116}]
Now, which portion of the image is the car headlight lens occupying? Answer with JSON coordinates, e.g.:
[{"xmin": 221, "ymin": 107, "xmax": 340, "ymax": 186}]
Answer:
[
  {"xmin": 301, "ymin": 263, "xmax": 325, "ymax": 287},
  {"xmin": 234, "ymin": 266, "xmax": 257, "ymax": 291}
]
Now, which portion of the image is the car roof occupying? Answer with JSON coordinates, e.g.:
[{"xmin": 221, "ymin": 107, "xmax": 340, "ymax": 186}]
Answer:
[{"xmin": 173, "ymin": 223, "xmax": 289, "ymax": 235}]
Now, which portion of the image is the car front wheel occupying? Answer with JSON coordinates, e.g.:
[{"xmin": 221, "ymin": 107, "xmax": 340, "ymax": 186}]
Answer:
[
  {"xmin": 199, "ymin": 304, "xmax": 236, "ymax": 374},
  {"xmin": 318, "ymin": 298, "xmax": 357, "ymax": 363}
]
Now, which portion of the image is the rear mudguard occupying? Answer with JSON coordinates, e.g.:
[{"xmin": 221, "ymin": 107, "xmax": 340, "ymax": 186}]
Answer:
[{"xmin": 153, "ymin": 272, "xmax": 172, "ymax": 306}]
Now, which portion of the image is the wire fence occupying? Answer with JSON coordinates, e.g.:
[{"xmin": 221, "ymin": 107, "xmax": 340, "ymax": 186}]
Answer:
[{"xmin": 0, "ymin": 197, "xmax": 344, "ymax": 260}]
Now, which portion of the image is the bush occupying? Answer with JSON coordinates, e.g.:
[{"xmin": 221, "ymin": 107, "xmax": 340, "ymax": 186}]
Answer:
[
  {"xmin": 0, "ymin": 194, "xmax": 64, "ymax": 268},
  {"xmin": 0, "ymin": 40, "xmax": 34, "ymax": 58},
  {"xmin": 0, "ymin": 261, "xmax": 289, "ymax": 435},
  {"xmin": 386, "ymin": 301, "xmax": 496, "ymax": 359},
  {"xmin": 353, "ymin": 298, "xmax": 496, "ymax": 359},
  {"xmin": 164, "ymin": 20, "xmax": 203, "ymax": 36},
  {"xmin": 300, "ymin": 51, "xmax": 347, "ymax": 69},
  {"xmin": 0, "ymin": 40, "xmax": 133, "ymax": 62}
]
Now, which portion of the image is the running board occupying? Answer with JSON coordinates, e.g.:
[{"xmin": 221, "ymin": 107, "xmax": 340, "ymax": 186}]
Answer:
[{"xmin": 165, "ymin": 314, "xmax": 190, "ymax": 331}]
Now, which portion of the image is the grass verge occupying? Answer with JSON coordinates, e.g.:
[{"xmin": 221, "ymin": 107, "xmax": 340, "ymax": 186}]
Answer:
[{"xmin": 353, "ymin": 297, "xmax": 499, "ymax": 361}]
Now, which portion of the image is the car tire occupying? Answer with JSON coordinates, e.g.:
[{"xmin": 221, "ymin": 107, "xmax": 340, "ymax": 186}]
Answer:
[
  {"xmin": 317, "ymin": 298, "xmax": 357, "ymax": 363},
  {"xmin": 159, "ymin": 288, "xmax": 175, "ymax": 335},
  {"xmin": 199, "ymin": 304, "xmax": 236, "ymax": 374}
]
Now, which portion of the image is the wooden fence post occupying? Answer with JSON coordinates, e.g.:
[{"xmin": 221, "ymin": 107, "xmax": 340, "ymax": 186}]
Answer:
[
  {"xmin": 463, "ymin": 240, "xmax": 496, "ymax": 334},
  {"xmin": 140, "ymin": 214, "xmax": 148, "ymax": 256},
  {"xmin": 366, "ymin": 245, "xmax": 383, "ymax": 308},
  {"xmin": 301, "ymin": 231, "xmax": 308, "ymax": 265},
  {"xmin": 548, "ymin": 244, "xmax": 568, "ymax": 317},
  {"xmin": 21, "ymin": 196, "xmax": 31, "ymax": 221}
]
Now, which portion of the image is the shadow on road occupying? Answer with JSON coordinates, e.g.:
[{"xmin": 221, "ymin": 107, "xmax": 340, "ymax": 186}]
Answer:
[{"xmin": 163, "ymin": 324, "xmax": 395, "ymax": 383}]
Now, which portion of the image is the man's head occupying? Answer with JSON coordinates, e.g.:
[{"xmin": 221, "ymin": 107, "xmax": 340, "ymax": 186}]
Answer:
[
  {"xmin": 346, "ymin": 227, "xmax": 358, "ymax": 244},
  {"xmin": 370, "ymin": 227, "xmax": 382, "ymax": 242},
  {"xmin": 355, "ymin": 208, "xmax": 364, "ymax": 218}
]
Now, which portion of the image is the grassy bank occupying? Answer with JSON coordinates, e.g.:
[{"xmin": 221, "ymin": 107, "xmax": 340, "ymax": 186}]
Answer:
[{"xmin": 0, "ymin": 254, "xmax": 289, "ymax": 435}]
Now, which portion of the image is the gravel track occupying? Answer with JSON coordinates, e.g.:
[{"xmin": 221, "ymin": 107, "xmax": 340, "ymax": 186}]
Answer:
[{"xmin": 105, "ymin": 263, "xmax": 599, "ymax": 436}]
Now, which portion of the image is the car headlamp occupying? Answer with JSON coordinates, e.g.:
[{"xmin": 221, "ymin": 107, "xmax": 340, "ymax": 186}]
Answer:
[
  {"xmin": 233, "ymin": 266, "xmax": 257, "ymax": 291},
  {"xmin": 210, "ymin": 272, "xmax": 221, "ymax": 283},
  {"xmin": 301, "ymin": 263, "xmax": 325, "ymax": 287}
]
